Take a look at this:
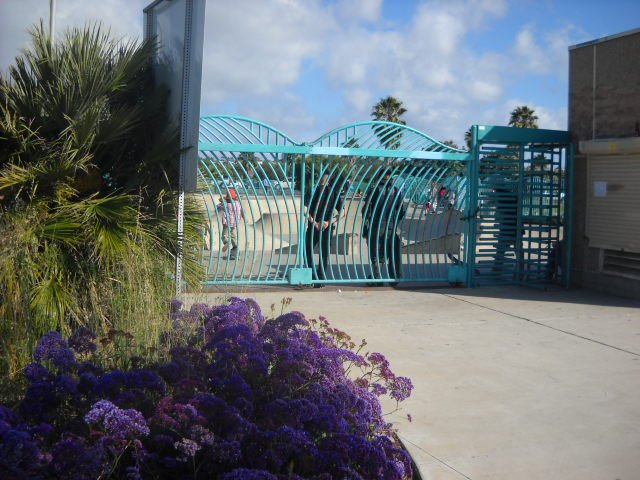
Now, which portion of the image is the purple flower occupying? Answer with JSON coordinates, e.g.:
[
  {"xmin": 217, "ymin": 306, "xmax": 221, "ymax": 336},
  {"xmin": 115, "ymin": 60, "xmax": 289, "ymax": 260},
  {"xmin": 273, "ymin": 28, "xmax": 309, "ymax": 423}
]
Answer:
[
  {"xmin": 189, "ymin": 303, "xmax": 214, "ymax": 320},
  {"xmin": 6, "ymin": 298, "xmax": 414, "ymax": 479},
  {"xmin": 105, "ymin": 408, "xmax": 149, "ymax": 439},
  {"xmin": 26, "ymin": 422, "xmax": 53, "ymax": 439},
  {"xmin": 68, "ymin": 327, "xmax": 97, "ymax": 354},
  {"xmin": 170, "ymin": 298, "xmax": 183, "ymax": 314},
  {"xmin": 125, "ymin": 465, "xmax": 142, "ymax": 480},
  {"xmin": 189, "ymin": 424, "xmax": 215, "ymax": 446},
  {"xmin": 85, "ymin": 400, "xmax": 149, "ymax": 439},
  {"xmin": 174, "ymin": 437, "xmax": 201, "ymax": 461},
  {"xmin": 94, "ymin": 369, "xmax": 166, "ymax": 400},
  {"xmin": 0, "ymin": 425, "xmax": 42, "ymax": 476},
  {"xmin": 222, "ymin": 468, "xmax": 278, "ymax": 480},
  {"xmin": 78, "ymin": 371, "xmax": 98, "ymax": 395},
  {"xmin": 371, "ymin": 383, "xmax": 388, "ymax": 396},
  {"xmin": 210, "ymin": 299, "xmax": 251, "ymax": 327},
  {"xmin": 389, "ymin": 376, "xmax": 414, "ymax": 402},
  {"xmin": 271, "ymin": 311, "xmax": 308, "ymax": 331},
  {"xmin": 211, "ymin": 439, "xmax": 241, "ymax": 464},
  {"xmin": 55, "ymin": 373, "xmax": 78, "ymax": 395},
  {"xmin": 318, "ymin": 347, "xmax": 365, "ymax": 365},
  {"xmin": 49, "ymin": 436, "xmax": 104, "ymax": 479},
  {"xmin": 20, "ymin": 379, "xmax": 59, "ymax": 422},
  {"xmin": 0, "ymin": 405, "xmax": 18, "ymax": 427},
  {"xmin": 24, "ymin": 363, "xmax": 49, "ymax": 382},
  {"xmin": 367, "ymin": 352, "xmax": 387, "ymax": 366},
  {"xmin": 84, "ymin": 399, "xmax": 116, "ymax": 424},
  {"xmin": 33, "ymin": 331, "xmax": 76, "ymax": 370}
]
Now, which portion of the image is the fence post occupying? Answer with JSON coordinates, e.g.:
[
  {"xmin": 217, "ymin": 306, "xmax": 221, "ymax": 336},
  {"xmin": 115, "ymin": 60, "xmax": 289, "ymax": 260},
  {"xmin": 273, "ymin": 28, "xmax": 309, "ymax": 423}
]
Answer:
[
  {"xmin": 563, "ymin": 143, "xmax": 574, "ymax": 289},
  {"xmin": 287, "ymin": 152, "xmax": 312, "ymax": 285},
  {"xmin": 465, "ymin": 125, "xmax": 481, "ymax": 287}
]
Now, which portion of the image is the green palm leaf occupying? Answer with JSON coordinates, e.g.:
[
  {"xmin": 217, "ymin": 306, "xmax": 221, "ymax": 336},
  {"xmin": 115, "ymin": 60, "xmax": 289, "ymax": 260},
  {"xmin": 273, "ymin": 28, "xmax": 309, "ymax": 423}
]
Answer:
[{"xmin": 0, "ymin": 20, "xmax": 206, "ymax": 376}]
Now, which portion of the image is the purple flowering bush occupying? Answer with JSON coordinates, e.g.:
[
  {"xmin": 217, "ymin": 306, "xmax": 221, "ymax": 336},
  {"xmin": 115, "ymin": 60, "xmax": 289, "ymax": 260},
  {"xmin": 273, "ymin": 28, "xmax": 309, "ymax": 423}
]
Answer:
[{"xmin": 0, "ymin": 298, "xmax": 413, "ymax": 479}]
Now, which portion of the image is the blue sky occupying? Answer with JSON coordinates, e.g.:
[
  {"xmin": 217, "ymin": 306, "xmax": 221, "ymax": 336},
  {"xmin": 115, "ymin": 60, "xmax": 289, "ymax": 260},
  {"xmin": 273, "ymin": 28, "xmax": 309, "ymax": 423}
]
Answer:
[{"xmin": 1, "ymin": 0, "xmax": 639, "ymax": 146}]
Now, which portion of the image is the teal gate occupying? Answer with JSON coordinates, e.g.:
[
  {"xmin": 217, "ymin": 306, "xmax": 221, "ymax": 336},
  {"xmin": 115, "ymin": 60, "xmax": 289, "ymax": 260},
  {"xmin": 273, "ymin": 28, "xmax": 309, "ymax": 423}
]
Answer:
[
  {"xmin": 466, "ymin": 125, "xmax": 573, "ymax": 287},
  {"xmin": 198, "ymin": 117, "xmax": 572, "ymax": 288},
  {"xmin": 198, "ymin": 116, "xmax": 470, "ymax": 286}
]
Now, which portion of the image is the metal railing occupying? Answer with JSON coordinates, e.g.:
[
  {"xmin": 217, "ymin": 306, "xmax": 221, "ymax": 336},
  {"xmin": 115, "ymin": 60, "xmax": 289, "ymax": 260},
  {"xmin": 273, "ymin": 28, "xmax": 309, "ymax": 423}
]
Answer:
[
  {"xmin": 198, "ymin": 118, "xmax": 572, "ymax": 288},
  {"xmin": 199, "ymin": 116, "xmax": 470, "ymax": 286}
]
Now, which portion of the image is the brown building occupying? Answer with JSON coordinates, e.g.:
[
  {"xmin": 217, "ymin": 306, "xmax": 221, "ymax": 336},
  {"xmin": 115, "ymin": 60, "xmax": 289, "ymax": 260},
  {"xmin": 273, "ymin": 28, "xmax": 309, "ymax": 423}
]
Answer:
[{"xmin": 569, "ymin": 27, "xmax": 640, "ymax": 299}]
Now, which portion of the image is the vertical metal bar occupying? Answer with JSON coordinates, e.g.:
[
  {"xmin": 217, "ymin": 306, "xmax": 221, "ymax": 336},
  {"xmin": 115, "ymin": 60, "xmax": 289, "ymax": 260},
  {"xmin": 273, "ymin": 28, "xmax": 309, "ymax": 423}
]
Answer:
[
  {"xmin": 198, "ymin": 156, "xmax": 220, "ymax": 280},
  {"xmin": 244, "ymin": 155, "xmax": 266, "ymax": 282},
  {"xmin": 49, "ymin": 0, "xmax": 56, "ymax": 44},
  {"xmin": 298, "ymin": 154, "xmax": 307, "ymax": 268},
  {"xmin": 175, "ymin": 169, "xmax": 186, "ymax": 295},
  {"xmin": 281, "ymin": 155, "xmax": 296, "ymax": 278},
  {"xmin": 564, "ymin": 143, "xmax": 574, "ymax": 289},
  {"xmin": 516, "ymin": 142, "xmax": 525, "ymax": 284},
  {"xmin": 369, "ymin": 162, "xmax": 386, "ymax": 283},
  {"xmin": 466, "ymin": 125, "xmax": 480, "ymax": 287},
  {"xmin": 228, "ymin": 157, "xmax": 248, "ymax": 281}
]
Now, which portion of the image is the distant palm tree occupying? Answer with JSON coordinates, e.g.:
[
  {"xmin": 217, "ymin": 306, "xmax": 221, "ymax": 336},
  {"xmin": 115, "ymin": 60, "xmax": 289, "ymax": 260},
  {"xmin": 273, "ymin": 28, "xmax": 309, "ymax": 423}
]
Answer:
[
  {"xmin": 509, "ymin": 105, "xmax": 539, "ymax": 129},
  {"xmin": 370, "ymin": 96, "xmax": 407, "ymax": 149},
  {"xmin": 371, "ymin": 96, "xmax": 407, "ymax": 124},
  {"xmin": 464, "ymin": 128, "xmax": 473, "ymax": 150}
]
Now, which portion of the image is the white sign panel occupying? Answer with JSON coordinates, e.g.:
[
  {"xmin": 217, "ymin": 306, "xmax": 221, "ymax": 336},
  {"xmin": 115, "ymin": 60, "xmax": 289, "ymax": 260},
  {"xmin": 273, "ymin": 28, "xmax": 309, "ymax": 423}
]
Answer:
[{"xmin": 593, "ymin": 181, "xmax": 607, "ymax": 198}]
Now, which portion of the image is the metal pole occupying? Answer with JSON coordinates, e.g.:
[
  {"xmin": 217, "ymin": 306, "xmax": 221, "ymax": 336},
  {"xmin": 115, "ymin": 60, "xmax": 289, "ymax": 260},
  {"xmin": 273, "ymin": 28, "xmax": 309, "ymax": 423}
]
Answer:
[
  {"xmin": 466, "ymin": 125, "xmax": 480, "ymax": 287},
  {"xmin": 299, "ymin": 153, "xmax": 306, "ymax": 267},
  {"xmin": 564, "ymin": 143, "xmax": 574, "ymax": 289},
  {"xmin": 49, "ymin": 0, "xmax": 56, "ymax": 44}
]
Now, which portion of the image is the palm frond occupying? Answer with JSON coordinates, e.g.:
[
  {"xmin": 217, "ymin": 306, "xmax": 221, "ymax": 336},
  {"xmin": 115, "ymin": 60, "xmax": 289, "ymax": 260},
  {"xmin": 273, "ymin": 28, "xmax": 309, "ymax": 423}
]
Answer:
[
  {"xmin": 38, "ymin": 218, "xmax": 84, "ymax": 245},
  {"xmin": 1, "ymin": 20, "xmax": 206, "ymax": 376},
  {"xmin": 30, "ymin": 273, "xmax": 75, "ymax": 333}
]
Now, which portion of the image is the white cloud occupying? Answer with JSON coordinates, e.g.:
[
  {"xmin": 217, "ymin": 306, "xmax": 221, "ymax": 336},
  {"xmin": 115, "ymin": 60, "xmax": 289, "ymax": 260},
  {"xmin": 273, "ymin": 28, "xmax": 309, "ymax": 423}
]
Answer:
[
  {"xmin": 242, "ymin": 93, "xmax": 318, "ymax": 141},
  {"xmin": 512, "ymin": 23, "xmax": 587, "ymax": 79},
  {"xmin": 410, "ymin": 4, "xmax": 466, "ymax": 57},
  {"xmin": 0, "ymin": 0, "xmax": 577, "ymax": 147},
  {"xmin": 536, "ymin": 106, "xmax": 567, "ymax": 131},
  {"xmin": 469, "ymin": 80, "xmax": 502, "ymax": 101},
  {"xmin": 313, "ymin": 0, "xmax": 514, "ymax": 143},
  {"xmin": 513, "ymin": 25, "xmax": 549, "ymax": 73},
  {"xmin": 344, "ymin": 87, "xmax": 373, "ymax": 112},
  {"xmin": 0, "ymin": 0, "xmax": 144, "ymax": 72},
  {"xmin": 336, "ymin": 0, "xmax": 383, "ymax": 23},
  {"xmin": 200, "ymin": 0, "xmax": 335, "ymax": 103},
  {"xmin": 469, "ymin": 0, "xmax": 508, "ymax": 23}
]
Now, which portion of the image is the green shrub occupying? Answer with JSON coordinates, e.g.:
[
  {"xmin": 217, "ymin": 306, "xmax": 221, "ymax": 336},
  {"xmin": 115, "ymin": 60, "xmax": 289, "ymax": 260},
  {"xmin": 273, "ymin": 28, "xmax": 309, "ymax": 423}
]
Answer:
[{"xmin": 0, "ymin": 23, "xmax": 205, "ymax": 377}]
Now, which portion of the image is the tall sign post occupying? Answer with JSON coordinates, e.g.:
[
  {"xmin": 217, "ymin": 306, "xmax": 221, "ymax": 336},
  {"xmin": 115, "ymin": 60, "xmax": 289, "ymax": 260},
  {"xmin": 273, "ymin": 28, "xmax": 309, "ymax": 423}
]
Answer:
[{"xmin": 144, "ymin": 0, "xmax": 206, "ymax": 295}]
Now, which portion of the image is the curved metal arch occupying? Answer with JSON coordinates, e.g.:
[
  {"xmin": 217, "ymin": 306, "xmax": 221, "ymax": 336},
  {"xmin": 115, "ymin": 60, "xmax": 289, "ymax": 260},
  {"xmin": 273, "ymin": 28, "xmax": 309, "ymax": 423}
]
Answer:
[
  {"xmin": 199, "ymin": 115, "xmax": 300, "ymax": 146},
  {"xmin": 307, "ymin": 120, "xmax": 467, "ymax": 154},
  {"xmin": 199, "ymin": 115, "xmax": 467, "ymax": 156}
]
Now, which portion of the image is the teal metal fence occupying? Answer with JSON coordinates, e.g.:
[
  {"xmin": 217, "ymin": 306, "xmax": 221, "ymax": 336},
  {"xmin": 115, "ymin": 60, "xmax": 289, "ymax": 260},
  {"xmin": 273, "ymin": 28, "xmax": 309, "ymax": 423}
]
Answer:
[
  {"xmin": 199, "ymin": 116, "xmax": 470, "ymax": 286},
  {"xmin": 467, "ymin": 125, "xmax": 572, "ymax": 288},
  {"xmin": 198, "ymin": 117, "xmax": 572, "ymax": 288}
]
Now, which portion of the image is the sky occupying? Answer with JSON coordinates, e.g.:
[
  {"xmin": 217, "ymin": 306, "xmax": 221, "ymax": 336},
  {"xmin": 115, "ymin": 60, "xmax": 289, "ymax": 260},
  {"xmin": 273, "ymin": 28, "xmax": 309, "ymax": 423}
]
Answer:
[{"xmin": 1, "ymin": 0, "xmax": 639, "ymax": 147}]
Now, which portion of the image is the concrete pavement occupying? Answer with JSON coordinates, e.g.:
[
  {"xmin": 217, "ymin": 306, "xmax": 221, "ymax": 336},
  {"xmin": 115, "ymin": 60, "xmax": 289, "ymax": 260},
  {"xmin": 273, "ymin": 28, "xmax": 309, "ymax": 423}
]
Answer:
[{"xmin": 184, "ymin": 285, "xmax": 640, "ymax": 480}]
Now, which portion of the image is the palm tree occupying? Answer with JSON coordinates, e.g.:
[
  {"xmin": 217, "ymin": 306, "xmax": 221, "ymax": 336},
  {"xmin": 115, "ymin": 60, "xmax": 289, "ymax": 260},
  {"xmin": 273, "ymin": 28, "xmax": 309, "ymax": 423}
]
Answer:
[
  {"xmin": 0, "ymin": 23, "xmax": 204, "ymax": 375},
  {"xmin": 464, "ymin": 128, "xmax": 473, "ymax": 150},
  {"xmin": 371, "ymin": 96, "xmax": 407, "ymax": 124},
  {"xmin": 370, "ymin": 96, "xmax": 407, "ymax": 149},
  {"xmin": 509, "ymin": 105, "xmax": 539, "ymax": 129}
]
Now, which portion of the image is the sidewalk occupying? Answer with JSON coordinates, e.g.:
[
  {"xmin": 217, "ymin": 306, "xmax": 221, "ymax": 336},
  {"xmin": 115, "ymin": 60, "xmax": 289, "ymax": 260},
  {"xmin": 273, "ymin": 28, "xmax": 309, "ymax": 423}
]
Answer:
[{"xmin": 185, "ymin": 285, "xmax": 640, "ymax": 480}]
